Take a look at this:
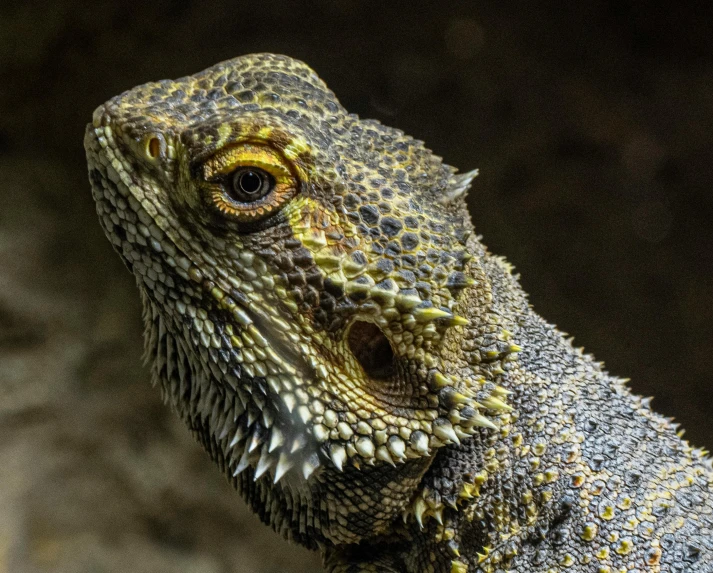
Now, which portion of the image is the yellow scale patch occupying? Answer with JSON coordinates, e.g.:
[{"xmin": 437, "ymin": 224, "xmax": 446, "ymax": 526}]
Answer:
[{"xmin": 286, "ymin": 195, "xmax": 360, "ymax": 290}]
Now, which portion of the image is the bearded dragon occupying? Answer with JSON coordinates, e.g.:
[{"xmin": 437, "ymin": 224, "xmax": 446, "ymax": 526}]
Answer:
[{"xmin": 84, "ymin": 54, "xmax": 713, "ymax": 572}]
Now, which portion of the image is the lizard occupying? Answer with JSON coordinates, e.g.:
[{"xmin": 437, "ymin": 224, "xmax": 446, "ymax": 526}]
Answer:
[{"xmin": 84, "ymin": 53, "xmax": 713, "ymax": 572}]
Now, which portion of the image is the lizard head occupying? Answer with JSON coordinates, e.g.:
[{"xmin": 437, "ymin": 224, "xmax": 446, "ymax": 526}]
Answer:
[{"xmin": 85, "ymin": 54, "xmax": 514, "ymax": 484}]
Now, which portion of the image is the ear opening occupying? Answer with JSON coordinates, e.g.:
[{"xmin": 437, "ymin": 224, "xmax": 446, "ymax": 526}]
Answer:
[{"xmin": 347, "ymin": 320, "xmax": 395, "ymax": 380}]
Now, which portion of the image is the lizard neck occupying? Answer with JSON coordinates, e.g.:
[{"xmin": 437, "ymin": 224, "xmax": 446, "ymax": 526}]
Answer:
[
  {"xmin": 402, "ymin": 237, "xmax": 605, "ymax": 559},
  {"xmin": 405, "ymin": 235, "xmax": 706, "ymax": 570}
]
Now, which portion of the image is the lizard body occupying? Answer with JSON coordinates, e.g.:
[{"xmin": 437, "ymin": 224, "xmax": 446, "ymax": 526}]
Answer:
[{"xmin": 85, "ymin": 54, "xmax": 713, "ymax": 572}]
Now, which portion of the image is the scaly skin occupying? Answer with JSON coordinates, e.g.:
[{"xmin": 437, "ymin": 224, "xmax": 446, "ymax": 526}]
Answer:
[{"xmin": 85, "ymin": 54, "xmax": 713, "ymax": 572}]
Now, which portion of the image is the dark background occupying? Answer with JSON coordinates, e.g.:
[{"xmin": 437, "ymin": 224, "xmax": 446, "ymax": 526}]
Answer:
[{"xmin": 1, "ymin": 1, "xmax": 712, "ymax": 571}]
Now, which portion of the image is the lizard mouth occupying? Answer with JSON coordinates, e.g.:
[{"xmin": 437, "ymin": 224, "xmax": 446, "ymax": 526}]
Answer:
[{"xmin": 347, "ymin": 320, "xmax": 395, "ymax": 381}]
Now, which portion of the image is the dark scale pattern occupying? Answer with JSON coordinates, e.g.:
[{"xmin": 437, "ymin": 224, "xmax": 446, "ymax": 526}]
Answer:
[{"xmin": 85, "ymin": 54, "xmax": 713, "ymax": 572}]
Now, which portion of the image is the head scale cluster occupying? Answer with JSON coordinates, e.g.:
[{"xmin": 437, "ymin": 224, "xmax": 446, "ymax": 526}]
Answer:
[{"xmin": 85, "ymin": 54, "xmax": 516, "ymax": 486}]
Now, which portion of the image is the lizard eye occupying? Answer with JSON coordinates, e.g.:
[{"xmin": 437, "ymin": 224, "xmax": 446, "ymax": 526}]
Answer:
[
  {"xmin": 203, "ymin": 142, "xmax": 298, "ymax": 222},
  {"xmin": 230, "ymin": 167, "xmax": 274, "ymax": 202}
]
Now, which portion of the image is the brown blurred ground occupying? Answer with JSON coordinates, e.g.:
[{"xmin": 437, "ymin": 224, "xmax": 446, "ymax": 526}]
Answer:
[{"xmin": 0, "ymin": 1, "xmax": 712, "ymax": 572}]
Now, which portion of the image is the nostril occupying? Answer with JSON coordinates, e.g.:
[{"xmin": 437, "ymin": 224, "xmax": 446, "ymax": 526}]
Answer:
[
  {"xmin": 347, "ymin": 320, "xmax": 395, "ymax": 380},
  {"xmin": 147, "ymin": 137, "xmax": 161, "ymax": 159},
  {"xmin": 145, "ymin": 134, "xmax": 164, "ymax": 160}
]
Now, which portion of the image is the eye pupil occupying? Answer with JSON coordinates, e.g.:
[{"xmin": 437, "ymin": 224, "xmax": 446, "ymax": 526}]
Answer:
[
  {"xmin": 230, "ymin": 167, "xmax": 273, "ymax": 202},
  {"xmin": 238, "ymin": 171, "xmax": 262, "ymax": 194}
]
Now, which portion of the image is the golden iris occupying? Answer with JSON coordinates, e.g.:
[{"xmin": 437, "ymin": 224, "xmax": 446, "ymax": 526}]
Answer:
[{"xmin": 203, "ymin": 143, "xmax": 298, "ymax": 221}]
